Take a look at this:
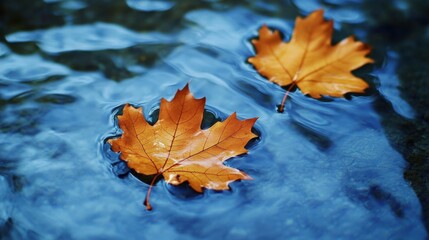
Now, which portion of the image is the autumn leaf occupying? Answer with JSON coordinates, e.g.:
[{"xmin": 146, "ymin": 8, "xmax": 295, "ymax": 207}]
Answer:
[
  {"xmin": 108, "ymin": 84, "xmax": 257, "ymax": 210},
  {"xmin": 248, "ymin": 9, "xmax": 374, "ymax": 112}
]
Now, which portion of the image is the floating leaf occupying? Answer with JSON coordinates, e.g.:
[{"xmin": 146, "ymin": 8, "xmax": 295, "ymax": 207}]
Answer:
[
  {"xmin": 109, "ymin": 84, "xmax": 257, "ymax": 210},
  {"xmin": 248, "ymin": 9, "xmax": 374, "ymax": 111}
]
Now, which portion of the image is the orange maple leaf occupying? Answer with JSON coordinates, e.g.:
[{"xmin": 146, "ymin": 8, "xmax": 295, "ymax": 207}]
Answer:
[
  {"xmin": 248, "ymin": 9, "xmax": 374, "ymax": 111},
  {"xmin": 108, "ymin": 84, "xmax": 257, "ymax": 210}
]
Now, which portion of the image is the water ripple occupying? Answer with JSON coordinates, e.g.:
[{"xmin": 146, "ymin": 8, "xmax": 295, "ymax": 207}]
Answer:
[
  {"xmin": 0, "ymin": 1, "xmax": 427, "ymax": 239},
  {"xmin": 0, "ymin": 55, "xmax": 70, "ymax": 83},
  {"xmin": 6, "ymin": 23, "xmax": 173, "ymax": 53},
  {"xmin": 374, "ymin": 52, "xmax": 415, "ymax": 119},
  {"xmin": 126, "ymin": 0, "xmax": 175, "ymax": 12}
]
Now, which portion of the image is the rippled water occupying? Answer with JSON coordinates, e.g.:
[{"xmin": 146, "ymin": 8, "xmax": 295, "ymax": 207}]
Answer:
[{"xmin": 0, "ymin": 0, "xmax": 427, "ymax": 239}]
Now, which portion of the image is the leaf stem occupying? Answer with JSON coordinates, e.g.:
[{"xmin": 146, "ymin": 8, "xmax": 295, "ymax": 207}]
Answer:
[
  {"xmin": 144, "ymin": 173, "xmax": 161, "ymax": 211},
  {"xmin": 278, "ymin": 82, "xmax": 296, "ymax": 113}
]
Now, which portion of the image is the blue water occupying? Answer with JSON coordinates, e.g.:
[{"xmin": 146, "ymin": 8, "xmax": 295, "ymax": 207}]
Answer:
[{"xmin": 0, "ymin": 0, "xmax": 427, "ymax": 239}]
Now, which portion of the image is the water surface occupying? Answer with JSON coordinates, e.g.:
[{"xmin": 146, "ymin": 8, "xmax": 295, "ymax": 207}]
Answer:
[{"xmin": 0, "ymin": 0, "xmax": 427, "ymax": 239}]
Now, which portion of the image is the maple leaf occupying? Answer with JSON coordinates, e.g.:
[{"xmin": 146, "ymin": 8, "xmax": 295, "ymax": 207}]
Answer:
[
  {"xmin": 108, "ymin": 84, "xmax": 257, "ymax": 210},
  {"xmin": 248, "ymin": 9, "xmax": 374, "ymax": 112}
]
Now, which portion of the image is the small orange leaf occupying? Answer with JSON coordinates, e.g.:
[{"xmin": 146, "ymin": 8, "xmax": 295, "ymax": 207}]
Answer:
[
  {"xmin": 108, "ymin": 84, "xmax": 257, "ymax": 210},
  {"xmin": 248, "ymin": 9, "xmax": 374, "ymax": 100}
]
